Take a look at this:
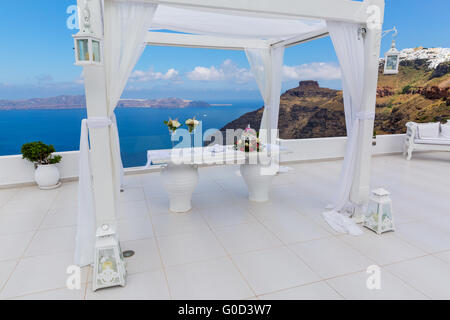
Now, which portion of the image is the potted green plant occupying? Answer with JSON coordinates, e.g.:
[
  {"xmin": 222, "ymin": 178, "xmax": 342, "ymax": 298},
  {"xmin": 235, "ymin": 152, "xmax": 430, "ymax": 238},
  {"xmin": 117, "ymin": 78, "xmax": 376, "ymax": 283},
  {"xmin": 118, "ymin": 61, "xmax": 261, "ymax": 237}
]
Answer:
[{"xmin": 21, "ymin": 141, "xmax": 62, "ymax": 189}]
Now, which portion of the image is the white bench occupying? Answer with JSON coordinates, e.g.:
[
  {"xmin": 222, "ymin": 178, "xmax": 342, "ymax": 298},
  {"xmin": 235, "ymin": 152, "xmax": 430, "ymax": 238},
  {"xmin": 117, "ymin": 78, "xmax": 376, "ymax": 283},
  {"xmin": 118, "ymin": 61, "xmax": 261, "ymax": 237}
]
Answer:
[{"xmin": 404, "ymin": 121, "xmax": 450, "ymax": 160}]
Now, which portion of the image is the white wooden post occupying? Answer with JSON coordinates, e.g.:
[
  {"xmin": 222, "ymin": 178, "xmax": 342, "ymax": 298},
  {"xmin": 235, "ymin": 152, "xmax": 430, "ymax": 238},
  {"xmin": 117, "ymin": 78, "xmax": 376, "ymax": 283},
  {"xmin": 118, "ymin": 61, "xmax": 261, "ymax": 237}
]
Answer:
[
  {"xmin": 350, "ymin": 0, "xmax": 385, "ymax": 221},
  {"xmin": 79, "ymin": 0, "xmax": 117, "ymax": 227}
]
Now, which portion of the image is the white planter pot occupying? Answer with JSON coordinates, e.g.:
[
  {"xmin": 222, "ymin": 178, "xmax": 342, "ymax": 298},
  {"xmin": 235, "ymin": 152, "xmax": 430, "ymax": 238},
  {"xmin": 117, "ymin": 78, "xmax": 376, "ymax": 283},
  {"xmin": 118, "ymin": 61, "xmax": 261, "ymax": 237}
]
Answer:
[
  {"xmin": 161, "ymin": 163, "xmax": 199, "ymax": 213},
  {"xmin": 240, "ymin": 163, "xmax": 275, "ymax": 202},
  {"xmin": 34, "ymin": 164, "xmax": 61, "ymax": 190}
]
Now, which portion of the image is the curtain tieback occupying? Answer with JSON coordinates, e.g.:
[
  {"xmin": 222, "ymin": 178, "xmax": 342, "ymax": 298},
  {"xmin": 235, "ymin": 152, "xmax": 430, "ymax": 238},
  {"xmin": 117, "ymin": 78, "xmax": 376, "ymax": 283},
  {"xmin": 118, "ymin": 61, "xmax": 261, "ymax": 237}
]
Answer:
[
  {"xmin": 79, "ymin": 116, "xmax": 114, "ymax": 182},
  {"xmin": 355, "ymin": 111, "xmax": 375, "ymax": 120},
  {"xmin": 84, "ymin": 117, "xmax": 113, "ymax": 130}
]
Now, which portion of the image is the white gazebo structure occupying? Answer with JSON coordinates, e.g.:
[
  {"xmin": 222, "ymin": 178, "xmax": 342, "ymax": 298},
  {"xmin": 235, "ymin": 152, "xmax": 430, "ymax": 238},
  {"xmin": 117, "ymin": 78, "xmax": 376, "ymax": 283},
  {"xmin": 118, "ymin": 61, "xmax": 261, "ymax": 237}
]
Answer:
[{"xmin": 74, "ymin": 0, "xmax": 385, "ymax": 282}]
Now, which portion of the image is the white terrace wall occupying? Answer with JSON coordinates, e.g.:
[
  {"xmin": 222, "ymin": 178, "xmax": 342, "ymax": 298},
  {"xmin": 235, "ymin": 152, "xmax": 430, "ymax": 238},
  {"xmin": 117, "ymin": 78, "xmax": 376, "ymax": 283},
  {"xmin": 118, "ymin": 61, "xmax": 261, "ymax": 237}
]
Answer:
[
  {"xmin": 0, "ymin": 134, "xmax": 406, "ymax": 187},
  {"xmin": 279, "ymin": 134, "xmax": 405, "ymax": 163},
  {"xmin": 0, "ymin": 151, "xmax": 80, "ymax": 187}
]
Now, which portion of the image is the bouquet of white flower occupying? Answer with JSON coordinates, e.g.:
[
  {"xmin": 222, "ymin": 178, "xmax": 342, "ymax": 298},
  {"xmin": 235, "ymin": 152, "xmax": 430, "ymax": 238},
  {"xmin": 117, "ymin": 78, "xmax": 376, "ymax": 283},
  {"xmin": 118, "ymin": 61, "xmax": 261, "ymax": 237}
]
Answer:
[
  {"xmin": 164, "ymin": 118, "xmax": 182, "ymax": 134},
  {"xmin": 185, "ymin": 117, "xmax": 200, "ymax": 133}
]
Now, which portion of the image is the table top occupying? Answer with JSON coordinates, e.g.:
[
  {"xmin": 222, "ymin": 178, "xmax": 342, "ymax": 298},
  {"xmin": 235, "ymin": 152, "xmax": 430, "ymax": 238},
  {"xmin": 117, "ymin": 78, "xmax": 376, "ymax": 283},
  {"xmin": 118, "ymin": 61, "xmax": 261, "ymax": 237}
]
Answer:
[{"xmin": 147, "ymin": 144, "xmax": 289, "ymax": 166}]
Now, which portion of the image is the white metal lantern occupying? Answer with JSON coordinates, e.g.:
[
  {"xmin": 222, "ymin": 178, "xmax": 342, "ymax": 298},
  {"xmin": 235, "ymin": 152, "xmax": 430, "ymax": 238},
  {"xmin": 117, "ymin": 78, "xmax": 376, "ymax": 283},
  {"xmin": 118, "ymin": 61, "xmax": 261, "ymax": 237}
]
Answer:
[
  {"xmin": 364, "ymin": 188, "xmax": 395, "ymax": 235},
  {"xmin": 72, "ymin": 0, "xmax": 103, "ymax": 66},
  {"xmin": 73, "ymin": 33, "xmax": 103, "ymax": 66},
  {"xmin": 383, "ymin": 33, "xmax": 400, "ymax": 74},
  {"xmin": 93, "ymin": 224, "xmax": 127, "ymax": 291}
]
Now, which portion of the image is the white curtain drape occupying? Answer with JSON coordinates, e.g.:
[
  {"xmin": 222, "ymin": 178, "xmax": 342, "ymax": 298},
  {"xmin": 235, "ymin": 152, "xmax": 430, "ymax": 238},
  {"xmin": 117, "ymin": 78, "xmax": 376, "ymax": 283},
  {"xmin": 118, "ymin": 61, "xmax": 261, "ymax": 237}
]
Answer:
[
  {"xmin": 75, "ymin": 117, "xmax": 113, "ymax": 267},
  {"xmin": 75, "ymin": 1, "xmax": 158, "ymax": 266},
  {"xmin": 104, "ymin": 0, "xmax": 158, "ymax": 193},
  {"xmin": 245, "ymin": 47, "xmax": 285, "ymax": 145},
  {"xmin": 322, "ymin": 21, "xmax": 371, "ymax": 236},
  {"xmin": 151, "ymin": 5, "xmax": 326, "ymax": 40}
]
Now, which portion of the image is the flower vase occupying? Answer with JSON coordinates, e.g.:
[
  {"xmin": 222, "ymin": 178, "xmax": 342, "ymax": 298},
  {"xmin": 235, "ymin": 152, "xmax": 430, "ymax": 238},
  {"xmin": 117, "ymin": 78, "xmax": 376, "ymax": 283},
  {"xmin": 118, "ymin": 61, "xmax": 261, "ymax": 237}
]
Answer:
[
  {"xmin": 190, "ymin": 132, "xmax": 195, "ymax": 150},
  {"xmin": 240, "ymin": 163, "xmax": 275, "ymax": 202},
  {"xmin": 171, "ymin": 132, "xmax": 176, "ymax": 149},
  {"xmin": 161, "ymin": 163, "xmax": 199, "ymax": 213}
]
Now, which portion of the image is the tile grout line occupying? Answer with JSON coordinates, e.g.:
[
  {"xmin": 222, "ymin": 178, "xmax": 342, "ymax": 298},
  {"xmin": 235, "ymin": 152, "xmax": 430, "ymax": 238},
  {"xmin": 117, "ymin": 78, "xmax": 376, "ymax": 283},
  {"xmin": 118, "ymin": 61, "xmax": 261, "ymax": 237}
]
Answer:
[
  {"xmin": 289, "ymin": 198, "xmax": 450, "ymax": 298},
  {"xmin": 83, "ymin": 266, "xmax": 90, "ymax": 300},
  {"xmin": 197, "ymin": 206, "xmax": 259, "ymax": 299},
  {"xmin": 219, "ymin": 199, "xmax": 355, "ymax": 297},
  {"xmin": 393, "ymin": 227, "xmax": 450, "ymax": 255},
  {"xmin": 4, "ymin": 283, "xmax": 87, "ymax": 300},
  {"xmin": 326, "ymin": 232, "xmax": 435, "ymax": 299},
  {"xmin": 0, "ymin": 187, "xmax": 21, "ymax": 211},
  {"xmin": 319, "ymin": 233, "xmax": 437, "ymax": 299},
  {"xmin": 0, "ymin": 187, "xmax": 61, "ymax": 298},
  {"xmin": 2, "ymin": 156, "xmax": 449, "ymax": 300},
  {"xmin": 141, "ymin": 185, "xmax": 174, "ymax": 300},
  {"xmin": 246, "ymin": 201, "xmax": 328, "ymax": 283},
  {"xmin": 245, "ymin": 202, "xmax": 428, "ymax": 299},
  {"xmin": 324, "ymin": 281, "xmax": 346, "ymax": 300},
  {"xmin": 254, "ymin": 278, "xmax": 344, "ymax": 300},
  {"xmin": 432, "ymin": 251, "xmax": 450, "ymax": 266},
  {"xmin": 379, "ymin": 266, "xmax": 432, "ymax": 300},
  {"xmin": 339, "ymin": 235, "xmax": 432, "ymax": 268}
]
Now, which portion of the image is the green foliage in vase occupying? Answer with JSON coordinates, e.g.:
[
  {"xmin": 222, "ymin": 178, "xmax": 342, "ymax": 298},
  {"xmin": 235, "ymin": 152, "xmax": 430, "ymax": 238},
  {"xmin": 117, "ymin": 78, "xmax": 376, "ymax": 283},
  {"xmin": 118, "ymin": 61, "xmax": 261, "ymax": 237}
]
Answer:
[
  {"xmin": 185, "ymin": 117, "xmax": 200, "ymax": 133},
  {"xmin": 164, "ymin": 118, "xmax": 182, "ymax": 134}
]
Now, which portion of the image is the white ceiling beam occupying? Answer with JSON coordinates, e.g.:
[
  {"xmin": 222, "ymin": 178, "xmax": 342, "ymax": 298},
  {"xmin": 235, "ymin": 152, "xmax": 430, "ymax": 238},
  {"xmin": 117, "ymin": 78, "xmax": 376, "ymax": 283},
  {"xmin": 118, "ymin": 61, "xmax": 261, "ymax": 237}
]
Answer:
[
  {"xmin": 122, "ymin": 0, "xmax": 380, "ymax": 24},
  {"xmin": 270, "ymin": 28, "xmax": 330, "ymax": 49},
  {"xmin": 145, "ymin": 32, "xmax": 270, "ymax": 50}
]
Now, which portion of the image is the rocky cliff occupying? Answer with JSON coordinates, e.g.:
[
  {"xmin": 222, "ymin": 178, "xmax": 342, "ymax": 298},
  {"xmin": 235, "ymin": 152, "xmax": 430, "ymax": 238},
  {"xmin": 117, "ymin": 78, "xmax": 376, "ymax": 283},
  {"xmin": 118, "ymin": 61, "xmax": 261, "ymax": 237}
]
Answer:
[
  {"xmin": 221, "ymin": 54, "xmax": 450, "ymax": 138},
  {"xmin": 221, "ymin": 81, "xmax": 347, "ymax": 139}
]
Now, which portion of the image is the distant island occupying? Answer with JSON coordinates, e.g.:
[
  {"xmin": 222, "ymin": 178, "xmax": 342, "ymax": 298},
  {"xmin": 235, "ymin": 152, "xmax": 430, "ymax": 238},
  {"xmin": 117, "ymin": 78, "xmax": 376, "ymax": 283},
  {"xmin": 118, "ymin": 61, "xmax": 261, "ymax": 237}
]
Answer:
[
  {"xmin": 211, "ymin": 103, "xmax": 233, "ymax": 107},
  {"xmin": 0, "ymin": 95, "xmax": 211, "ymax": 110}
]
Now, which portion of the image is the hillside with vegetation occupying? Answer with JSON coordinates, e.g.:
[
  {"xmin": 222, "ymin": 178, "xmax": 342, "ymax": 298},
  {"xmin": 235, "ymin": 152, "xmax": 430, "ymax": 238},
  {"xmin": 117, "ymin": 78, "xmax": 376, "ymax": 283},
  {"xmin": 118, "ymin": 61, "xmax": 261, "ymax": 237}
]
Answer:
[
  {"xmin": 375, "ymin": 58, "xmax": 449, "ymax": 133},
  {"xmin": 221, "ymin": 48, "xmax": 450, "ymax": 139}
]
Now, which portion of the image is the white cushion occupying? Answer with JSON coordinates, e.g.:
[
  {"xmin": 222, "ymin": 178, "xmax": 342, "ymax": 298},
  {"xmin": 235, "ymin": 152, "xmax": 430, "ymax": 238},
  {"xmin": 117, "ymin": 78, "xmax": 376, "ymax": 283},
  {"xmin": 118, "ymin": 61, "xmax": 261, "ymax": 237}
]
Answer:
[
  {"xmin": 441, "ymin": 123, "xmax": 450, "ymax": 139},
  {"xmin": 417, "ymin": 122, "xmax": 440, "ymax": 139},
  {"xmin": 415, "ymin": 138, "xmax": 450, "ymax": 145}
]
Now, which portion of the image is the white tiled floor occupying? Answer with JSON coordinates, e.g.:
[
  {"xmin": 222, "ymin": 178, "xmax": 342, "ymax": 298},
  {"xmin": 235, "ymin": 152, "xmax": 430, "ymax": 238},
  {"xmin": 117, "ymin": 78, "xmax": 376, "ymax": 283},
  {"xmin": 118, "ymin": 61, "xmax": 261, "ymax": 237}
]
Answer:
[
  {"xmin": 1, "ymin": 152, "xmax": 450, "ymax": 300},
  {"xmin": 258, "ymin": 282, "xmax": 342, "ymax": 300},
  {"xmin": 385, "ymin": 256, "xmax": 450, "ymax": 299},
  {"xmin": 166, "ymin": 257, "xmax": 254, "ymax": 300},
  {"xmin": 289, "ymin": 237, "xmax": 374, "ymax": 279},
  {"xmin": 231, "ymin": 246, "xmax": 319, "ymax": 295},
  {"xmin": 326, "ymin": 268, "xmax": 427, "ymax": 300}
]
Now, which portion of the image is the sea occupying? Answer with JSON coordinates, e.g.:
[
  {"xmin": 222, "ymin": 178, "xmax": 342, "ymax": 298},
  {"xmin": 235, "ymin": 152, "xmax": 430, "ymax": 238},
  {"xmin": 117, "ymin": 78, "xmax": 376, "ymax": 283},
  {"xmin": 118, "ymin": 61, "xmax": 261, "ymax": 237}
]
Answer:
[{"xmin": 0, "ymin": 101, "xmax": 262, "ymax": 168}]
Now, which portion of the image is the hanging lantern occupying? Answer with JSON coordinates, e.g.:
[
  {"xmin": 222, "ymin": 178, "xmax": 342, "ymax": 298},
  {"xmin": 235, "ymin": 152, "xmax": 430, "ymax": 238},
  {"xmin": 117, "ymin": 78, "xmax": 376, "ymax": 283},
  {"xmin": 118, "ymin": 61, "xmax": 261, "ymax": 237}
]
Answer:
[
  {"xmin": 73, "ymin": 33, "xmax": 103, "ymax": 65},
  {"xmin": 363, "ymin": 188, "xmax": 395, "ymax": 235},
  {"xmin": 73, "ymin": 0, "xmax": 103, "ymax": 66},
  {"xmin": 383, "ymin": 35, "xmax": 400, "ymax": 74},
  {"xmin": 93, "ymin": 224, "xmax": 127, "ymax": 291}
]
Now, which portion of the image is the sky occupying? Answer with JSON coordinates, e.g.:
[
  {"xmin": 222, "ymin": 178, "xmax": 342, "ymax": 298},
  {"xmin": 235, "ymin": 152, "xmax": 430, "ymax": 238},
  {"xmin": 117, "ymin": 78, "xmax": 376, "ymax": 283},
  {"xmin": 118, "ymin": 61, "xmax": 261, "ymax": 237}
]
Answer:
[{"xmin": 0, "ymin": 0, "xmax": 449, "ymax": 101}]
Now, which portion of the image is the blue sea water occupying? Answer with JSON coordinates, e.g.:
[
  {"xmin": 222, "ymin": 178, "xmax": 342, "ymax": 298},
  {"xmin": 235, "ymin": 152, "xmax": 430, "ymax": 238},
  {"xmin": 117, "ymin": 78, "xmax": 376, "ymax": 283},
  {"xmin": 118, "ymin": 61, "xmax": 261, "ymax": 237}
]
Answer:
[{"xmin": 0, "ymin": 101, "xmax": 262, "ymax": 168}]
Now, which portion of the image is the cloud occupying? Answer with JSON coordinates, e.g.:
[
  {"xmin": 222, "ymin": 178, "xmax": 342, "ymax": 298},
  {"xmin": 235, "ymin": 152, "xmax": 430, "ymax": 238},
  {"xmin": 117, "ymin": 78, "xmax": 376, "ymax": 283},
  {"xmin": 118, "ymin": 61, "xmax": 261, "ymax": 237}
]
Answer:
[
  {"xmin": 187, "ymin": 60, "xmax": 341, "ymax": 83},
  {"xmin": 187, "ymin": 59, "xmax": 253, "ymax": 83},
  {"xmin": 74, "ymin": 72, "xmax": 84, "ymax": 85},
  {"xmin": 35, "ymin": 74, "xmax": 54, "ymax": 84},
  {"xmin": 283, "ymin": 62, "xmax": 341, "ymax": 81},
  {"xmin": 130, "ymin": 68, "xmax": 179, "ymax": 82},
  {"xmin": 187, "ymin": 66, "xmax": 223, "ymax": 81}
]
